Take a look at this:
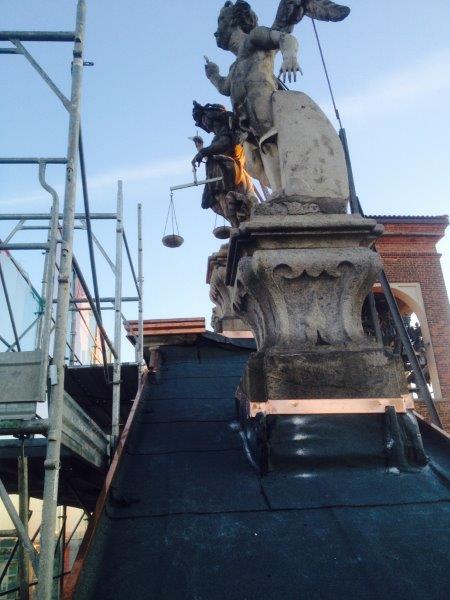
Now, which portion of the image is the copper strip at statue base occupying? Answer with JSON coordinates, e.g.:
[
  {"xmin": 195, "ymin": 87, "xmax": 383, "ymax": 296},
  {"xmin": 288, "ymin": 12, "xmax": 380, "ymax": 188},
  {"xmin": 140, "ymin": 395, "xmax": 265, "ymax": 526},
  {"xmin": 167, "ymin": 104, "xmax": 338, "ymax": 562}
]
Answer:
[{"xmin": 249, "ymin": 395, "xmax": 414, "ymax": 417}]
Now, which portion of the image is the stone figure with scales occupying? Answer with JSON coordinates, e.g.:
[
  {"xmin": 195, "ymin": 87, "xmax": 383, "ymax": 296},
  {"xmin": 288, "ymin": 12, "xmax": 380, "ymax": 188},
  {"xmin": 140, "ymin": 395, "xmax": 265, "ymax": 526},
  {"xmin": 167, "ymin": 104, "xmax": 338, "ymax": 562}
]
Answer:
[
  {"xmin": 191, "ymin": 100, "xmax": 257, "ymax": 228},
  {"xmin": 205, "ymin": 0, "xmax": 350, "ymax": 209}
]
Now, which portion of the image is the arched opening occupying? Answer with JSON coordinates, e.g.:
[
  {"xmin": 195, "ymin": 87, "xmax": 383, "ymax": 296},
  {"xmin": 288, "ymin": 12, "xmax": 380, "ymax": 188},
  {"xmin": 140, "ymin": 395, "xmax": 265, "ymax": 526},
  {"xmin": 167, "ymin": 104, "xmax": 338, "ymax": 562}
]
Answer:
[{"xmin": 362, "ymin": 284, "xmax": 442, "ymax": 400}]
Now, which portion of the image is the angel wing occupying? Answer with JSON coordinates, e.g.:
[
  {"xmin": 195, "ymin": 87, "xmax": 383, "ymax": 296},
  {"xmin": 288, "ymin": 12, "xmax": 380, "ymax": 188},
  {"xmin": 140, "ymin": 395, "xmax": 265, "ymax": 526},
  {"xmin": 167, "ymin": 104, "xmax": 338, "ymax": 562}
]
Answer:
[
  {"xmin": 304, "ymin": 0, "xmax": 350, "ymax": 22},
  {"xmin": 272, "ymin": 0, "xmax": 305, "ymax": 33},
  {"xmin": 272, "ymin": 0, "xmax": 350, "ymax": 32}
]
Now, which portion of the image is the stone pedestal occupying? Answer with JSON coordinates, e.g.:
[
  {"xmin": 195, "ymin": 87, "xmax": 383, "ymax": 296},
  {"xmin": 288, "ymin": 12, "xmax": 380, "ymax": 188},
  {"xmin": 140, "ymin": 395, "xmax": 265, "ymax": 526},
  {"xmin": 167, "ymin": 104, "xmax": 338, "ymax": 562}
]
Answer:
[
  {"xmin": 228, "ymin": 212, "xmax": 407, "ymax": 395},
  {"xmin": 227, "ymin": 212, "xmax": 406, "ymax": 396},
  {"xmin": 241, "ymin": 347, "xmax": 406, "ymax": 402},
  {"xmin": 227, "ymin": 210, "xmax": 425, "ymax": 472}
]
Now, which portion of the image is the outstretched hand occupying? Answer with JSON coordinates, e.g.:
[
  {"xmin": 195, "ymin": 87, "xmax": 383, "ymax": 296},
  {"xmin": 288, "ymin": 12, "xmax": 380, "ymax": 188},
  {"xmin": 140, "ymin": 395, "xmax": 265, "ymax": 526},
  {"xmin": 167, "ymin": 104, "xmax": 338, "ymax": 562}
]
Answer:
[
  {"xmin": 279, "ymin": 55, "xmax": 302, "ymax": 83},
  {"xmin": 192, "ymin": 152, "xmax": 204, "ymax": 167},
  {"xmin": 204, "ymin": 55, "xmax": 219, "ymax": 79}
]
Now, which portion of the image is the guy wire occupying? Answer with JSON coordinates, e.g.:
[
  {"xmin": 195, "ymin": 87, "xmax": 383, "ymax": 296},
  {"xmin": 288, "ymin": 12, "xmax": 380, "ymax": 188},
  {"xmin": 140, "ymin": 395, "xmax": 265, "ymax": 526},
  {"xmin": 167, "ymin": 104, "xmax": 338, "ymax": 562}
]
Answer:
[{"xmin": 311, "ymin": 18, "xmax": 343, "ymax": 130}]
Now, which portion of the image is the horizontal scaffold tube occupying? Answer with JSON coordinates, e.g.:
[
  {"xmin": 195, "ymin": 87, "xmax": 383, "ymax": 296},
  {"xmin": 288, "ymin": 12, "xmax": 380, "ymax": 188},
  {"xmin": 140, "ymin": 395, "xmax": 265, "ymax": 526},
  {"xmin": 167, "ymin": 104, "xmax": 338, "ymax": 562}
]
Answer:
[
  {"xmin": 0, "ymin": 31, "xmax": 77, "ymax": 42},
  {"xmin": 0, "ymin": 419, "xmax": 49, "ymax": 436}
]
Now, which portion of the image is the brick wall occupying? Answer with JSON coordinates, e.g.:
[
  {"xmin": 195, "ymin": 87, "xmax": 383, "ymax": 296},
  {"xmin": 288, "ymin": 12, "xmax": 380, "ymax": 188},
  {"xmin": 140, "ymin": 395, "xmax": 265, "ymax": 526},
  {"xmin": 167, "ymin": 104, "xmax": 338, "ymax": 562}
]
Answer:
[
  {"xmin": 373, "ymin": 216, "xmax": 450, "ymax": 430},
  {"xmin": 415, "ymin": 401, "xmax": 450, "ymax": 432}
]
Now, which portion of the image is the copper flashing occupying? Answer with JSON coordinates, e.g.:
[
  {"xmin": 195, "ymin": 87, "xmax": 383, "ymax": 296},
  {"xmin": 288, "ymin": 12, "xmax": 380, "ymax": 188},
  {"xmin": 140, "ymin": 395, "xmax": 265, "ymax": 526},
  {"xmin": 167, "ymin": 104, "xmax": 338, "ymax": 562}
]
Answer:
[
  {"xmin": 125, "ymin": 317, "xmax": 206, "ymax": 338},
  {"xmin": 249, "ymin": 395, "xmax": 414, "ymax": 417}
]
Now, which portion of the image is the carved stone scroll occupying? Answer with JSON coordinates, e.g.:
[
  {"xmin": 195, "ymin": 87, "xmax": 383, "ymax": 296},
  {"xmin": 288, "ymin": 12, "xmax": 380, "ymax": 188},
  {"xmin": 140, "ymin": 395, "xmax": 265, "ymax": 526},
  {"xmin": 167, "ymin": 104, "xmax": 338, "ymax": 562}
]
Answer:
[{"xmin": 207, "ymin": 244, "xmax": 250, "ymax": 335}]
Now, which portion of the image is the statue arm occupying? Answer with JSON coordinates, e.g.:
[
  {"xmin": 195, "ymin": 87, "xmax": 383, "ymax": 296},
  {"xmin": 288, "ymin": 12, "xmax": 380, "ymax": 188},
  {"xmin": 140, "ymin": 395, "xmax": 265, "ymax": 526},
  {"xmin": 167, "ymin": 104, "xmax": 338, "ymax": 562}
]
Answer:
[
  {"xmin": 192, "ymin": 134, "xmax": 233, "ymax": 166},
  {"xmin": 209, "ymin": 73, "xmax": 231, "ymax": 97},
  {"xmin": 201, "ymin": 134, "xmax": 232, "ymax": 157},
  {"xmin": 272, "ymin": 30, "xmax": 302, "ymax": 83},
  {"xmin": 204, "ymin": 57, "xmax": 231, "ymax": 97},
  {"xmin": 250, "ymin": 27, "xmax": 302, "ymax": 83}
]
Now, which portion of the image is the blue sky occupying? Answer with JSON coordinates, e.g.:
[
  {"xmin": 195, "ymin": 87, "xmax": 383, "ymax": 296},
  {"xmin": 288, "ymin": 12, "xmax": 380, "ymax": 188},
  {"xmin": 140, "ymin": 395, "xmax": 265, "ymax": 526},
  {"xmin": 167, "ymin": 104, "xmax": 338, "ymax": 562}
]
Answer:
[{"xmin": 1, "ymin": 0, "xmax": 449, "ymax": 347}]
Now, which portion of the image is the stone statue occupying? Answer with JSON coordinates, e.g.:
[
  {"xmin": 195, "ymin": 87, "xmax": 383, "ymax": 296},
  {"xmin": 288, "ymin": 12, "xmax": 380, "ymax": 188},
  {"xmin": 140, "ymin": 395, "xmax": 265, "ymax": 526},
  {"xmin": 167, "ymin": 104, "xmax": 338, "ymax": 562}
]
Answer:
[
  {"xmin": 198, "ymin": 3, "xmax": 426, "ymax": 474},
  {"xmin": 191, "ymin": 100, "xmax": 257, "ymax": 228},
  {"xmin": 204, "ymin": 0, "xmax": 350, "ymax": 198}
]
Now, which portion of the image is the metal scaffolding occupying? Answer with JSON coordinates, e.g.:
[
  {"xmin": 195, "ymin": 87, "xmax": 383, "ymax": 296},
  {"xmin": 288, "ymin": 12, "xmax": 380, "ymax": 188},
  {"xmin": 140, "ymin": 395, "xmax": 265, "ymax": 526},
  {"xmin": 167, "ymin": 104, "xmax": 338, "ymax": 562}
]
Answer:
[{"xmin": 0, "ymin": 2, "xmax": 144, "ymax": 598}]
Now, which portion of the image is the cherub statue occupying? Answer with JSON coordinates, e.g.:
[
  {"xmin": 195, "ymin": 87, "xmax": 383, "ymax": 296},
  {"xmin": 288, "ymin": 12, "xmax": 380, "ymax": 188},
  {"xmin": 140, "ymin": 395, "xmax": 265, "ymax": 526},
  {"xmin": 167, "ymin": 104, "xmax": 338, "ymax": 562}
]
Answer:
[
  {"xmin": 205, "ymin": 0, "xmax": 350, "ymax": 197},
  {"xmin": 191, "ymin": 100, "xmax": 257, "ymax": 228}
]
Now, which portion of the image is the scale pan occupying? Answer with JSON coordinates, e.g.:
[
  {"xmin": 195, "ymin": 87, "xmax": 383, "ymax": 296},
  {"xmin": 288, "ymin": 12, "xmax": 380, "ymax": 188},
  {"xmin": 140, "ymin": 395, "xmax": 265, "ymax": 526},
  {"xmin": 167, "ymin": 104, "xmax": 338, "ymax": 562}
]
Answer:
[
  {"xmin": 213, "ymin": 226, "xmax": 231, "ymax": 240},
  {"xmin": 162, "ymin": 234, "xmax": 184, "ymax": 248}
]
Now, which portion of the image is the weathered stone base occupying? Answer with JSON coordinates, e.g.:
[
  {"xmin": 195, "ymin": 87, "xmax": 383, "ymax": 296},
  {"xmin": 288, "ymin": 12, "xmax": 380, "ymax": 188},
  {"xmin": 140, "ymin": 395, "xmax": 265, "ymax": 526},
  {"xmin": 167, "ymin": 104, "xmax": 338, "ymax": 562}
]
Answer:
[
  {"xmin": 235, "ymin": 347, "xmax": 428, "ymax": 473},
  {"xmin": 225, "ymin": 196, "xmax": 428, "ymax": 473},
  {"xmin": 240, "ymin": 346, "xmax": 407, "ymax": 402}
]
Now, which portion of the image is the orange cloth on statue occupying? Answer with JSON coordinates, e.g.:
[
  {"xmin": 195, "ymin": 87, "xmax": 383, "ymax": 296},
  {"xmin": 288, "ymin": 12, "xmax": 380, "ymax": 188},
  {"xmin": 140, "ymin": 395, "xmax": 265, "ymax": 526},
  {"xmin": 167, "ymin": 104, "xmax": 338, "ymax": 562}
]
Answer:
[{"xmin": 232, "ymin": 144, "xmax": 253, "ymax": 190}]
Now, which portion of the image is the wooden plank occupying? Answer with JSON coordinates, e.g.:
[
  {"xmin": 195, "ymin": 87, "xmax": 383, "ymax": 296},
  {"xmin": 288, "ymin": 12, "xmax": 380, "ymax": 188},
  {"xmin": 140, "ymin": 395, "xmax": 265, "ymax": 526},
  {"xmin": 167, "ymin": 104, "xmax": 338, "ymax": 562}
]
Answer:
[
  {"xmin": 62, "ymin": 370, "xmax": 148, "ymax": 600},
  {"xmin": 249, "ymin": 395, "xmax": 414, "ymax": 417}
]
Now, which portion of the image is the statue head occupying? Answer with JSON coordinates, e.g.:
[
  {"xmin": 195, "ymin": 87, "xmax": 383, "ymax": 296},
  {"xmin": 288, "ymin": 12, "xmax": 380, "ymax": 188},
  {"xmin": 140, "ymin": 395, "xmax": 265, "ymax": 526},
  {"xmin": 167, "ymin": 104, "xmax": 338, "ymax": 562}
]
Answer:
[
  {"xmin": 193, "ymin": 101, "xmax": 230, "ymax": 133},
  {"xmin": 214, "ymin": 1, "xmax": 258, "ymax": 50}
]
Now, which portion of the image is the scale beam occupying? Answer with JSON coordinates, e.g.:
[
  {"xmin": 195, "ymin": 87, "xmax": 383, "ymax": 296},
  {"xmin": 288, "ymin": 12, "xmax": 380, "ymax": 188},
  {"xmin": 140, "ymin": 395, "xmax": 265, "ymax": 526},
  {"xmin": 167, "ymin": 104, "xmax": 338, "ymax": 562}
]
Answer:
[{"xmin": 170, "ymin": 176, "xmax": 222, "ymax": 192}]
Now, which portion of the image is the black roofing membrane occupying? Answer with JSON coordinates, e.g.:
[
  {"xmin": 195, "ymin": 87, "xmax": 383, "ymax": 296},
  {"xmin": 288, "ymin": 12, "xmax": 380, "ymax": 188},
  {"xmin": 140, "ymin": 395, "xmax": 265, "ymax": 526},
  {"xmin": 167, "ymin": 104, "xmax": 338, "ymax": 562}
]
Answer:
[{"xmin": 74, "ymin": 340, "xmax": 450, "ymax": 600}]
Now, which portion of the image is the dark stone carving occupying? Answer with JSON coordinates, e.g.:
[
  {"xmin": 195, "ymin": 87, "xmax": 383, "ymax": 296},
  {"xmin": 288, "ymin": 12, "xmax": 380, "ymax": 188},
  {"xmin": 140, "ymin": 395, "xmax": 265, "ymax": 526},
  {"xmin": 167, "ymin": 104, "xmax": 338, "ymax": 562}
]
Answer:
[
  {"xmin": 207, "ymin": 244, "xmax": 249, "ymax": 334},
  {"xmin": 191, "ymin": 101, "xmax": 256, "ymax": 228}
]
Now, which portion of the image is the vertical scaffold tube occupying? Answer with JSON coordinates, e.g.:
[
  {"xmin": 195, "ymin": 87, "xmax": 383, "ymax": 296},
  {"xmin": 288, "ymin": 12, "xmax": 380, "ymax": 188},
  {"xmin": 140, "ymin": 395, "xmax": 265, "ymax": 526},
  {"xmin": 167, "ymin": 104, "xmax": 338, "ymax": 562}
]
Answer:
[
  {"xmin": 38, "ymin": 163, "xmax": 60, "ymax": 399},
  {"xmin": 137, "ymin": 203, "xmax": 144, "ymax": 374},
  {"xmin": 37, "ymin": 2, "xmax": 86, "ymax": 599},
  {"xmin": 111, "ymin": 181, "xmax": 123, "ymax": 448},
  {"xmin": 18, "ymin": 439, "xmax": 30, "ymax": 600}
]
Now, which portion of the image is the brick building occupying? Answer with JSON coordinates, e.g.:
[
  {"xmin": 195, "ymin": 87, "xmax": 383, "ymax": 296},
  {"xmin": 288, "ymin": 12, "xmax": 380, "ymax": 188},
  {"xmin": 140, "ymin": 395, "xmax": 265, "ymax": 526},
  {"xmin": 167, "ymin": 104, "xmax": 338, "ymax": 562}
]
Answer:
[{"xmin": 373, "ymin": 215, "xmax": 450, "ymax": 429}]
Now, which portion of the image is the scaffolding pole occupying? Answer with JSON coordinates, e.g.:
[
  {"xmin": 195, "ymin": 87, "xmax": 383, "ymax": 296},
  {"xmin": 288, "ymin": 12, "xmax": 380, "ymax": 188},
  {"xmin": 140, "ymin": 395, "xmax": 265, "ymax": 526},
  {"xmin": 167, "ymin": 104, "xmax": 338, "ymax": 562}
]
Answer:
[
  {"xmin": 18, "ymin": 440, "xmax": 30, "ymax": 600},
  {"xmin": 78, "ymin": 128, "xmax": 110, "ymax": 376},
  {"xmin": 0, "ymin": 477, "xmax": 39, "ymax": 577},
  {"xmin": 111, "ymin": 181, "xmax": 123, "ymax": 447},
  {"xmin": 0, "ymin": 31, "xmax": 77, "ymax": 42},
  {"xmin": 0, "ymin": 259, "xmax": 22, "ymax": 351},
  {"xmin": 137, "ymin": 203, "xmax": 144, "ymax": 373},
  {"xmin": 69, "ymin": 274, "xmax": 78, "ymax": 366},
  {"xmin": 59, "ymin": 506, "xmax": 67, "ymax": 599},
  {"xmin": 37, "ymin": 2, "xmax": 86, "ymax": 598},
  {"xmin": 38, "ymin": 162, "xmax": 60, "ymax": 400}
]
